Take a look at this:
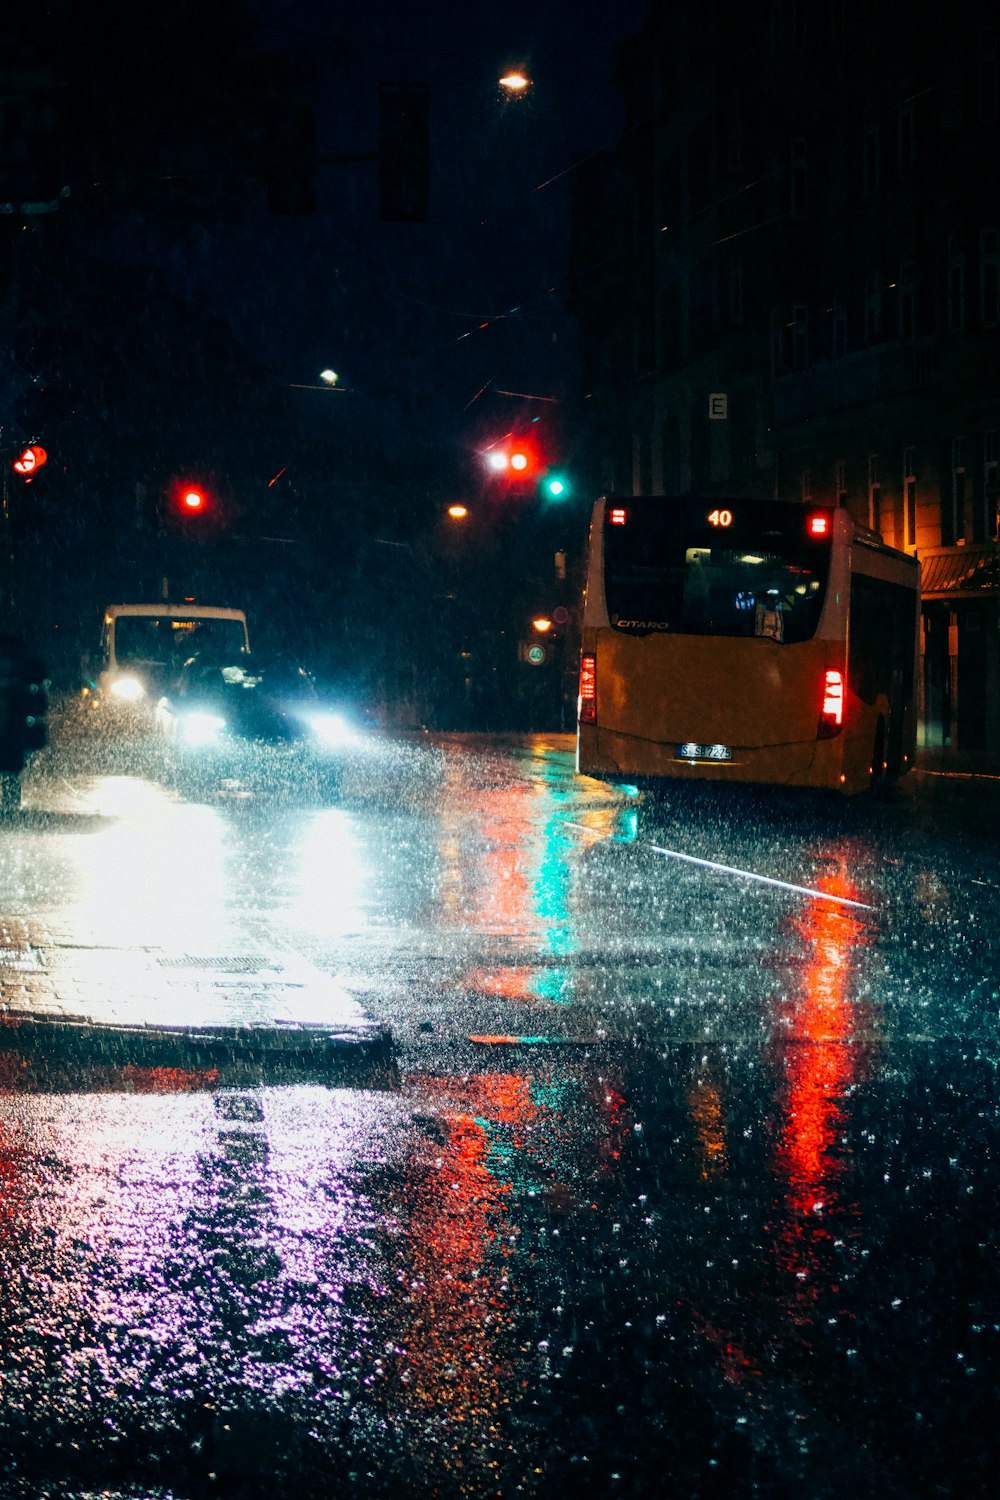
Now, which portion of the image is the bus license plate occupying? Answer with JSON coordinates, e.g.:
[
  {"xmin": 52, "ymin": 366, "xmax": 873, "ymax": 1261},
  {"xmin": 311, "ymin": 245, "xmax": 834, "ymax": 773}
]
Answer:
[{"xmin": 676, "ymin": 742, "xmax": 732, "ymax": 762}]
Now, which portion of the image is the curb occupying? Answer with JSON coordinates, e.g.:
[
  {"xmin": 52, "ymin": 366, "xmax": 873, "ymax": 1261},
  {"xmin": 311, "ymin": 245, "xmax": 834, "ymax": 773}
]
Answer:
[{"xmin": 0, "ymin": 1016, "xmax": 397, "ymax": 1088}]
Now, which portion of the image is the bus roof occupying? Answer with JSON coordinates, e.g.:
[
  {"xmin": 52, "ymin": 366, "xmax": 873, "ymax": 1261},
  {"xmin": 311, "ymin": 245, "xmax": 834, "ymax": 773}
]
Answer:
[{"xmin": 103, "ymin": 604, "xmax": 248, "ymax": 622}]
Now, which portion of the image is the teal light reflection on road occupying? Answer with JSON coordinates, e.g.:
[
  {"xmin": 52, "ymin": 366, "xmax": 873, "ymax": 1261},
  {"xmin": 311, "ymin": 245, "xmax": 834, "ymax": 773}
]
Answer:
[
  {"xmin": 617, "ymin": 808, "xmax": 639, "ymax": 843},
  {"xmin": 529, "ymin": 788, "xmax": 577, "ymax": 1004}
]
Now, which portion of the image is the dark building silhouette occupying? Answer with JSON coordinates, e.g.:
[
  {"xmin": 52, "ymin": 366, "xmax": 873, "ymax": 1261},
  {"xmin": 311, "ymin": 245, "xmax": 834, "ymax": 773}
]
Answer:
[{"xmin": 569, "ymin": 0, "xmax": 1000, "ymax": 760}]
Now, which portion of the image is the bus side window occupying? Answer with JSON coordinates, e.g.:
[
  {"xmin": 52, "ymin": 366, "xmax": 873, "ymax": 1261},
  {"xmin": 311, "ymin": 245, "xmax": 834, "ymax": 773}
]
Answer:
[{"xmin": 851, "ymin": 576, "xmax": 911, "ymax": 703}]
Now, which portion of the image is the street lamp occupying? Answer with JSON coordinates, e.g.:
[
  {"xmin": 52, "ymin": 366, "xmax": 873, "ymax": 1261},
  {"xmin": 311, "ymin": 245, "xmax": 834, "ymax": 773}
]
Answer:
[
  {"xmin": 319, "ymin": 369, "xmax": 339, "ymax": 386},
  {"xmin": 499, "ymin": 71, "xmax": 530, "ymax": 92},
  {"xmin": 447, "ymin": 504, "xmax": 469, "ymax": 520}
]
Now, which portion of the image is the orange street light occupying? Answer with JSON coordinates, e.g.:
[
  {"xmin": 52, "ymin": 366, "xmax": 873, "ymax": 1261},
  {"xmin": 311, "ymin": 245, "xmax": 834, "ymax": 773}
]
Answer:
[{"xmin": 447, "ymin": 504, "xmax": 469, "ymax": 520}]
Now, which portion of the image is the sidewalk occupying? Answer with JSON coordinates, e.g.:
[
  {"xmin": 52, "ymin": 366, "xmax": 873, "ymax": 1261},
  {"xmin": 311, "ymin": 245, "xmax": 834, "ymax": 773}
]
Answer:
[
  {"xmin": 913, "ymin": 747, "xmax": 1000, "ymax": 780},
  {"xmin": 0, "ymin": 915, "xmax": 394, "ymax": 1082}
]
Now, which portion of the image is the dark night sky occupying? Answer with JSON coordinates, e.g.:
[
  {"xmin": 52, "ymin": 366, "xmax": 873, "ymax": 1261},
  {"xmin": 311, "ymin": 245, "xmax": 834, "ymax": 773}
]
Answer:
[
  {"xmin": 152, "ymin": 1, "xmax": 655, "ymax": 496},
  {"xmin": 5, "ymin": 0, "xmax": 654, "ymax": 680}
]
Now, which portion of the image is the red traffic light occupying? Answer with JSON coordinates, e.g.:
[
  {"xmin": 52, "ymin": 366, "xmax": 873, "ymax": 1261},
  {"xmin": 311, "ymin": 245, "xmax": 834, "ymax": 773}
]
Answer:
[
  {"xmin": 482, "ymin": 437, "xmax": 541, "ymax": 483},
  {"xmin": 169, "ymin": 478, "xmax": 213, "ymax": 517},
  {"xmin": 12, "ymin": 445, "xmax": 48, "ymax": 477}
]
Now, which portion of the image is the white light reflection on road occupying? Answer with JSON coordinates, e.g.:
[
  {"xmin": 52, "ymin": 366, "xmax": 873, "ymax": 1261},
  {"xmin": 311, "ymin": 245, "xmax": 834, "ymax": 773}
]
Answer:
[
  {"xmin": 0, "ymin": 1086, "xmax": 410, "ymax": 1438},
  {"xmin": 287, "ymin": 807, "xmax": 370, "ymax": 939},
  {"xmin": 62, "ymin": 776, "xmax": 232, "ymax": 950}
]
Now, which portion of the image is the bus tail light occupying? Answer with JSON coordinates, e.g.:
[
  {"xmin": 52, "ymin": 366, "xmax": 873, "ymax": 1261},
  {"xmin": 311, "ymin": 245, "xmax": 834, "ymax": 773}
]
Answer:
[
  {"xmin": 818, "ymin": 668, "xmax": 844, "ymax": 737},
  {"xmin": 579, "ymin": 653, "xmax": 597, "ymax": 723}
]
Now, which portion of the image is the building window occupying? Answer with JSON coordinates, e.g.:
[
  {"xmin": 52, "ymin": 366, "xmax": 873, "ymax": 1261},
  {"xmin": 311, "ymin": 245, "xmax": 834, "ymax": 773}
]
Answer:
[
  {"xmin": 947, "ymin": 232, "xmax": 966, "ymax": 331},
  {"xmin": 864, "ymin": 271, "xmax": 883, "ymax": 342},
  {"xmin": 691, "ymin": 416, "xmax": 711, "ymax": 491},
  {"xmin": 979, "ymin": 26, "xmax": 998, "ymax": 124},
  {"xmin": 984, "ymin": 430, "xmax": 1000, "ymax": 539},
  {"xmin": 903, "ymin": 446, "xmax": 917, "ymax": 549},
  {"xmin": 981, "ymin": 227, "xmax": 1000, "ymax": 327},
  {"xmin": 867, "ymin": 454, "xmax": 881, "ymax": 533},
  {"xmin": 831, "ymin": 302, "xmax": 848, "ymax": 359},
  {"xmin": 690, "ymin": 255, "xmax": 717, "ymax": 349},
  {"xmin": 723, "ymin": 108, "xmax": 743, "ymax": 175},
  {"xmin": 896, "ymin": 262, "xmax": 917, "ymax": 337},
  {"xmin": 728, "ymin": 256, "xmax": 744, "ymax": 324},
  {"xmin": 659, "ymin": 281, "xmax": 682, "ymax": 366},
  {"xmin": 801, "ymin": 469, "xmax": 812, "ymax": 502},
  {"xmin": 790, "ymin": 136, "xmax": 807, "ymax": 218},
  {"xmin": 636, "ymin": 432, "xmax": 653, "ymax": 494},
  {"xmin": 792, "ymin": 304, "xmax": 809, "ymax": 368},
  {"xmin": 662, "ymin": 416, "xmax": 682, "ymax": 494},
  {"xmin": 898, "ymin": 93, "xmax": 916, "ymax": 170},
  {"xmin": 835, "ymin": 459, "xmax": 848, "ymax": 506},
  {"xmin": 770, "ymin": 0, "xmax": 804, "ymax": 52},
  {"xmin": 771, "ymin": 307, "xmax": 793, "ymax": 372},
  {"xmin": 658, "ymin": 155, "xmax": 680, "ymax": 227},
  {"xmin": 945, "ymin": 436, "xmax": 967, "ymax": 545},
  {"xmin": 863, "ymin": 124, "xmax": 880, "ymax": 196},
  {"xmin": 790, "ymin": 0, "xmax": 806, "ymax": 49}
]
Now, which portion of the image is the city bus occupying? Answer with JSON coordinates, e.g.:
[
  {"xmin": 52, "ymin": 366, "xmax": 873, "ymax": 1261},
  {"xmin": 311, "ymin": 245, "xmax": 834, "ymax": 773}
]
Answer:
[{"xmin": 576, "ymin": 496, "xmax": 920, "ymax": 795}]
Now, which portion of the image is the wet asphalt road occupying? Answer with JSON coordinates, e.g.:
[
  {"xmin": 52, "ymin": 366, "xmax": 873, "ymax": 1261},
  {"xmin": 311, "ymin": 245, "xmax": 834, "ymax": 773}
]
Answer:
[{"xmin": 0, "ymin": 705, "xmax": 998, "ymax": 1499}]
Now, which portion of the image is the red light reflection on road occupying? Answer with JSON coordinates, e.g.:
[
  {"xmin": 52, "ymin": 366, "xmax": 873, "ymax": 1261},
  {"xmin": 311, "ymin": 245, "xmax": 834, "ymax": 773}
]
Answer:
[
  {"xmin": 771, "ymin": 865, "xmax": 875, "ymax": 1321},
  {"xmin": 689, "ymin": 1060, "xmax": 729, "ymax": 1180},
  {"xmin": 776, "ymin": 872, "xmax": 873, "ymax": 1204},
  {"xmin": 384, "ymin": 1064, "xmax": 631, "ymax": 1486},
  {"xmin": 387, "ymin": 1071, "xmax": 537, "ymax": 1483}
]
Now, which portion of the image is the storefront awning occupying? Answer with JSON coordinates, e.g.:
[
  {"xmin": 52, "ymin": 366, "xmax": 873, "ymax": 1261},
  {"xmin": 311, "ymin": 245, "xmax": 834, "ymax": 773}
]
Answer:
[{"xmin": 919, "ymin": 545, "xmax": 1000, "ymax": 600}]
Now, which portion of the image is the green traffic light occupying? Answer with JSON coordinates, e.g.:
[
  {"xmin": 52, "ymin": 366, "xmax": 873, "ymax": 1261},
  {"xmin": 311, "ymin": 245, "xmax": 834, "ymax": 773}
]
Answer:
[{"xmin": 543, "ymin": 474, "xmax": 569, "ymax": 499}]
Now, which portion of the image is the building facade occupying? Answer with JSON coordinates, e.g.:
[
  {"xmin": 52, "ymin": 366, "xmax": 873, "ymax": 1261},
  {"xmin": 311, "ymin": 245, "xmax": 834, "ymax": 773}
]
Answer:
[{"xmin": 569, "ymin": 0, "xmax": 1000, "ymax": 759}]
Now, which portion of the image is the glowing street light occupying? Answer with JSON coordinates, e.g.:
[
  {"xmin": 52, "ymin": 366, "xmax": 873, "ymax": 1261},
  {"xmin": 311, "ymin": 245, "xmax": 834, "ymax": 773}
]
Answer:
[
  {"xmin": 447, "ymin": 503, "xmax": 469, "ymax": 520},
  {"xmin": 499, "ymin": 71, "xmax": 530, "ymax": 92},
  {"xmin": 319, "ymin": 369, "xmax": 339, "ymax": 385}
]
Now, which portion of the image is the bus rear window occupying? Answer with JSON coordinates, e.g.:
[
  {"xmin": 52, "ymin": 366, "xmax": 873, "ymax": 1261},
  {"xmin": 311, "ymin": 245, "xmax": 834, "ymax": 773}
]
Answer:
[{"xmin": 603, "ymin": 499, "xmax": 832, "ymax": 644}]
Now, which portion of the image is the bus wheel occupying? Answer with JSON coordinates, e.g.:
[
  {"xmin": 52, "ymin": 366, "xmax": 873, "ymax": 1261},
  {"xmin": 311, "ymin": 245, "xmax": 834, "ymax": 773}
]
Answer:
[{"xmin": 869, "ymin": 718, "xmax": 887, "ymax": 795}]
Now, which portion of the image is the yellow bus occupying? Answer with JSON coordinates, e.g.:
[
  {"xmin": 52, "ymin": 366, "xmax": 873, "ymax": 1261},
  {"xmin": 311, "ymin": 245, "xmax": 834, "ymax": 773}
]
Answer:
[{"xmin": 576, "ymin": 496, "xmax": 920, "ymax": 795}]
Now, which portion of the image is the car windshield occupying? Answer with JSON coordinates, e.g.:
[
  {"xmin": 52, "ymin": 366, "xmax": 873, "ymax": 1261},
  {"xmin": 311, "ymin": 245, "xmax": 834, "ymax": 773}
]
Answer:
[{"xmin": 115, "ymin": 617, "xmax": 246, "ymax": 667}]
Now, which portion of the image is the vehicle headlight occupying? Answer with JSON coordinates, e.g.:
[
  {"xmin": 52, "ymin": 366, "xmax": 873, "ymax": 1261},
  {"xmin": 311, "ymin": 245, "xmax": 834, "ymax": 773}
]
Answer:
[
  {"xmin": 181, "ymin": 711, "xmax": 227, "ymax": 745},
  {"xmin": 306, "ymin": 710, "xmax": 353, "ymax": 748},
  {"xmin": 110, "ymin": 674, "xmax": 145, "ymax": 702}
]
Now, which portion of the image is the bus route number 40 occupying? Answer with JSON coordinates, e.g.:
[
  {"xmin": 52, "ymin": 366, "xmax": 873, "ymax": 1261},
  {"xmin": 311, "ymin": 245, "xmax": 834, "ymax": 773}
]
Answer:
[{"xmin": 707, "ymin": 508, "xmax": 733, "ymax": 527}]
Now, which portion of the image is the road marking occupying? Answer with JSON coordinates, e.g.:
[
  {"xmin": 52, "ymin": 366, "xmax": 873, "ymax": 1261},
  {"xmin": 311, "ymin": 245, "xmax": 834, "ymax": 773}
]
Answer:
[
  {"xmin": 562, "ymin": 819, "xmax": 875, "ymax": 911},
  {"xmin": 915, "ymin": 768, "xmax": 1000, "ymax": 781},
  {"xmin": 646, "ymin": 844, "xmax": 875, "ymax": 910},
  {"xmin": 468, "ymin": 1034, "xmax": 592, "ymax": 1046}
]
